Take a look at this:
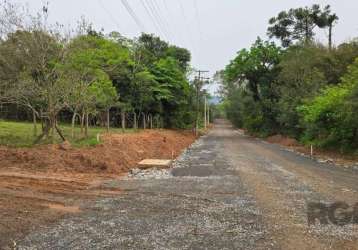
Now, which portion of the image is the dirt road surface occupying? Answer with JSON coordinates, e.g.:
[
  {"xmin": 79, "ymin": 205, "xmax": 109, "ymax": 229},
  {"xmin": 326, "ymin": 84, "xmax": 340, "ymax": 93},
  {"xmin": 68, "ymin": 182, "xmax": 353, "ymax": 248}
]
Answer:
[{"xmin": 15, "ymin": 120, "xmax": 358, "ymax": 249}]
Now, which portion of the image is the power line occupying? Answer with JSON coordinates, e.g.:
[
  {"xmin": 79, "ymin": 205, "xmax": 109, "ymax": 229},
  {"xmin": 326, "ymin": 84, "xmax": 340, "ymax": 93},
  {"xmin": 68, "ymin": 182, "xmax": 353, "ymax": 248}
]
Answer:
[
  {"xmin": 150, "ymin": 0, "xmax": 175, "ymax": 41},
  {"xmin": 161, "ymin": 0, "xmax": 187, "ymax": 48},
  {"xmin": 193, "ymin": 0, "xmax": 203, "ymax": 40},
  {"xmin": 97, "ymin": 0, "xmax": 123, "ymax": 33},
  {"xmin": 145, "ymin": 0, "xmax": 171, "ymax": 40},
  {"xmin": 140, "ymin": 0, "xmax": 168, "ymax": 40},
  {"xmin": 120, "ymin": 0, "xmax": 146, "ymax": 32},
  {"xmin": 178, "ymin": 1, "xmax": 197, "ymax": 55}
]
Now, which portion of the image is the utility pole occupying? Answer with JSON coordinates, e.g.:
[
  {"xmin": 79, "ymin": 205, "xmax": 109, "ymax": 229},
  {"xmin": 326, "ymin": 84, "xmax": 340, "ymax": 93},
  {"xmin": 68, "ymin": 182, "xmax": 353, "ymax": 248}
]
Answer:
[
  {"xmin": 207, "ymin": 104, "xmax": 210, "ymax": 126},
  {"xmin": 194, "ymin": 70, "xmax": 209, "ymax": 135},
  {"xmin": 204, "ymin": 94, "xmax": 207, "ymax": 130}
]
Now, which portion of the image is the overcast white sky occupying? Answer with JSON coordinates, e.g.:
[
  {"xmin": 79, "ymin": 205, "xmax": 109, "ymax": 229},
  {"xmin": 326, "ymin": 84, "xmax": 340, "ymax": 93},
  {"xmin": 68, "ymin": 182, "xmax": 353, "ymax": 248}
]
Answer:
[{"xmin": 18, "ymin": 0, "xmax": 358, "ymax": 93}]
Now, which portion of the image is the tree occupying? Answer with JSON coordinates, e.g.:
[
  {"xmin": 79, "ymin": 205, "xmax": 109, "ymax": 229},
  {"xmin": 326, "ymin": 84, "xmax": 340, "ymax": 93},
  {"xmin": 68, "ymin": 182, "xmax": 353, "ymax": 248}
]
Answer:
[
  {"xmin": 0, "ymin": 0, "xmax": 197, "ymax": 141},
  {"xmin": 267, "ymin": 5, "xmax": 337, "ymax": 47},
  {"xmin": 300, "ymin": 57, "xmax": 358, "ymax": 151},
  {"xmin": 0, "ymin": 29, "xmax": 69, "ymax": 143},
  {"xmin": 222, "ymin": 38, "xmax": 281, "ymax": 134},
  {"xmin": 64, "ymin": 34, "xmax": 131, "ymax": 136},
  {"xmin": 314, "ymin": 5, "xmax": 339, "ymax": 50},
  {"xmin": 89, "ymin": 75, "xmax": 118, "ymax": 132},
  {"xmin": 276, "ymin": 44, "xmax": 327, "ymax": 136}
]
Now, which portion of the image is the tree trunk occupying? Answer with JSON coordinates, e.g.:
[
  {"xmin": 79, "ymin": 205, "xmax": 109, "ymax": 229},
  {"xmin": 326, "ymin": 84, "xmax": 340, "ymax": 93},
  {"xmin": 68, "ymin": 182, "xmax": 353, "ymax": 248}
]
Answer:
[
  {"xmin": 121, "ymin": 111, "xmax": 126, "ymax": 131},
  {"xmin": 328, "ymin": 25, "xmax": 333, "ymax": 50},
  {"xmin": 133, "ymin": 112, "xmax": 137, "ymax": 129},
  {"xmin": 149, "ymin": 114, "xmax": 153, "ymax": 129},
  {"xmin": 85, "ymin": 112, "xmax": 89, "ymax": 138},
  {"xmin": 34, "ymin": 120, "xmax": 51, "ymax": 144},
  {"xmin": 106, "ymin": 109, "xmax": 110, "ymax": 132},
  {"xmin": 143, "ymin": 113, "xmax": 146, "ymax": 129},
  {"xmin": 51, "ymin": 115, "xmax": 56, "ymax": 144},
  {"xmin": 71, "ymin": 112, "xmax": 77, "ymax": 139},
  {"xmin": 55, "ymin": 124, "xmax": 66, "ymax": 142},
  {"xmin": 32, "ymin": 110, "xmax": 37, "ymax": 137},
  {"xmin": 40, "ymin": 110, "xmax": 44, "ymax": 132},
  {"xmin": 80, "ymin": 113, "xmax": 84, "ymax": 135}
]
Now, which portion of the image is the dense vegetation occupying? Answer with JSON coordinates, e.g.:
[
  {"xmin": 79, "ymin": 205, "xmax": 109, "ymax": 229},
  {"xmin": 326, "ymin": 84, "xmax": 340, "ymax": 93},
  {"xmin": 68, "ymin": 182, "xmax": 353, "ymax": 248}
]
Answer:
[
  {"xmin": 220, "ymin": 4, "xmax": 358, "ymax": 152},
  {"xmin": 0, "ymin": 1, "xmax": 206, "ymax": 145}
]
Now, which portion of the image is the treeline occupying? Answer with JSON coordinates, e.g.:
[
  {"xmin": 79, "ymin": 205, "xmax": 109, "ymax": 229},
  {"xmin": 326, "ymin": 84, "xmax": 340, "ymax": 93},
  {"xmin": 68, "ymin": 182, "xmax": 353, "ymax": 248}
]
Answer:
[
  {"xmin": 220, "ymin": 4, "xmax": 358, "ymax": 152},
  {"xmin": 0, "ymin": 1, "xmax": 197, "ymax": 143}
]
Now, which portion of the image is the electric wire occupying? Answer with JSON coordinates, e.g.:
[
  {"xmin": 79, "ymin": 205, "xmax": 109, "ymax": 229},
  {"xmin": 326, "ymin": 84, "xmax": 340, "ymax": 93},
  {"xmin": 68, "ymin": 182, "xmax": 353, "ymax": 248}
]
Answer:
[
  {"xmin": 139, "ymin": 0, "xmax": 168, "ymax": 40},
  {"xmin": 178, "ymin": 1, "xmax": 197, "ymax": 55},
  {"xmin": 120, "ymin": 0, "xmax": 146, "ymax": 32},
  {"xmin": 149, "ymin": 0, "xmax": 175, "ymax": 41},
  {"xmin": 97, "ymin": 0, "xmax": 124, "ymax": 33},
  {"xmin": 145, "ymin": 0, "xmax": 171, "ymax": 40},
  {"xmin": 193, "ymin": 0, "xmax": 203, "ymax": 40}
]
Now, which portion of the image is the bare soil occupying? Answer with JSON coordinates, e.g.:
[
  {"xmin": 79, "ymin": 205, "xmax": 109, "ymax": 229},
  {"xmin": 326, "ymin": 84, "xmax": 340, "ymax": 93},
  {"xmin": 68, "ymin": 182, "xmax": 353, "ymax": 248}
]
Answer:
[{"xmin": 0, "ymin": 129, "xmax": 196, "ymax": 249}]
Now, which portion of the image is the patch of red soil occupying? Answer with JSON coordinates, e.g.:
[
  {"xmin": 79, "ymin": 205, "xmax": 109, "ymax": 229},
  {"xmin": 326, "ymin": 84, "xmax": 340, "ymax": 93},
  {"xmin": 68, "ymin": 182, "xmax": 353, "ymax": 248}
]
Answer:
[
  {"xmin": 0, "ymin": 129, "xmax": 196, "ymax": 175},
  {"xmin": 0, "ymin": 129, "xmax": 196, "ymax": 248}
]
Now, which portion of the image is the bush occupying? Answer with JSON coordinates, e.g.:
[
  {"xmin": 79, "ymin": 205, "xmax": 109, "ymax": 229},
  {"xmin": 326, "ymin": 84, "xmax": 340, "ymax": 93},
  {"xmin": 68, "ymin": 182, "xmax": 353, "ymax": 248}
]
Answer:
[{"xmin": 300, "ymin": 57, "xmax": 358, "ymax": 151}]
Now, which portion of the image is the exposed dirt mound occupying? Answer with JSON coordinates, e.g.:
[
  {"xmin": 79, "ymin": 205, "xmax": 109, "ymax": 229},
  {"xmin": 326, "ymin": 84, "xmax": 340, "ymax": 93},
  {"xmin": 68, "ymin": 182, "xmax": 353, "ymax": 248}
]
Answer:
[
  {"xmin": 0, "ymin": 129, "xmax": 196, "ymax": 175},
  {"xmin": 0, "ymin": 129, "xmax": 196, "ymax": 247},
  {"xmin": 267, "ymin": 134, "xmax": 299, "ymax": 147}
]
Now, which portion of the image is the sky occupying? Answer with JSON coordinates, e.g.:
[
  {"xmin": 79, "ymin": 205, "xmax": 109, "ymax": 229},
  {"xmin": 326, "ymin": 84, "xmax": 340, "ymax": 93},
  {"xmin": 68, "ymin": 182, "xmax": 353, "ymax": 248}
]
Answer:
[{"xmin": 17, "ymin": 0, "xmax": 358, "ymax": 94}]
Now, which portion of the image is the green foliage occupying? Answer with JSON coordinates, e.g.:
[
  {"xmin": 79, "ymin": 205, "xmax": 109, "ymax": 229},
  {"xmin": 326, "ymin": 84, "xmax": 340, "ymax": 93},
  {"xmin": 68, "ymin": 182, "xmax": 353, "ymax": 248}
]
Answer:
[
  {"xmin": 267, "ymin": 4, "xmax": 338, "ymax": 47},
  {"xmin": 222, "ymin": 38, "xmax": 281, "ymax": 134},
  {"xmin": 300, "ymin": 58, "xmax": 358, "ymax": 151},
  {"xmin": 221, "ymin": 6, "xmax": 358, "ymax": 153},
  {"xmin": 0, "ymin": 2, "xmax": 196, "ymax": 145}
]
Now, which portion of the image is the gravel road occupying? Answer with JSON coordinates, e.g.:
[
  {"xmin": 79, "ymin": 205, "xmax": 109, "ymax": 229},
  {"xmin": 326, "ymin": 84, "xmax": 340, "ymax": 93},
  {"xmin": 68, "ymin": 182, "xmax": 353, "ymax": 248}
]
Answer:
[{"xmin": 16, "ymin": 120, "xmax": 358, "ymax": 250}]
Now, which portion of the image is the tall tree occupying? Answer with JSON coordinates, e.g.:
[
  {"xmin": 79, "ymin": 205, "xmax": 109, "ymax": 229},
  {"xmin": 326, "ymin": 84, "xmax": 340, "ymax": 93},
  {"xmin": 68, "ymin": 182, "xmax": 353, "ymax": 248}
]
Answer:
[
  {"xmin": 222, "ymin": 38, "xmax": 281, "ymax": 133},
  {"xmin": 314, "ymin": 5, "xmax": 339, "ymax": 49},
  {"xmin": 267, "ymin": 5, "xmax": 336, "ymax": 47}
]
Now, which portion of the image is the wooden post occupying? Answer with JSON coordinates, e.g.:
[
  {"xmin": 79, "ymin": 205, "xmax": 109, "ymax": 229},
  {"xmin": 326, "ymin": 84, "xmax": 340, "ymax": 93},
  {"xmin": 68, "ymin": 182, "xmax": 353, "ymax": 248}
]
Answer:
[
  {"xmin": 207, "ymin": 105, "xmax": 210, "ymax": 125},
  {"xmin": 106, "ymin": 109, "xmax": 110, "ymax": 132},
  {"xmin": 204, "ymin": 95, "xmax": 207, "ymax": 130},
  {"xmin": 121, "ymin": 111, "xmax": 126, "ymax": 131},
  {"xmin": 310, "ymin": 145, "xmax": 313, "ymax": 158},
  {"xmin": 143, "ymin": 113, "xmax": 146, "ymax": 129}
]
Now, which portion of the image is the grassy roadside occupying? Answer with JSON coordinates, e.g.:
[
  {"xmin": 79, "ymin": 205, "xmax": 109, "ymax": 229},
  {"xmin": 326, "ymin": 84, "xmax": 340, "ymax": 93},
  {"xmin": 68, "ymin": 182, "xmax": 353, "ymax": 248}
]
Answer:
[{"xmin": 0, "ymin": 120, "xmax": 135, "ymax": 148}]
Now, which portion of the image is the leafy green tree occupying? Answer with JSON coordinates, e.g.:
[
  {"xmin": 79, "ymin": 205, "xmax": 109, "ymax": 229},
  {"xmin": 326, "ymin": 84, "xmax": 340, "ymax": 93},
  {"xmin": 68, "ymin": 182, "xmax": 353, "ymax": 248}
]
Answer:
[
  {"xmin": 268, "ymin": 5, "xmax": 337, "ymax": 47},
  {"xmin": 222, "ymin": 38, "xmax": 281, "ymax": 134},
  {"xmin": 152, "ymin": 57, "xmax": 191, "ymax": 128},
  {"xmin": 276, "ymin": 44, "xmax": 327, "ymax": 136},
  {"xmin": 0, "ymin": 29, "xmax": 69, "ymax": 142},
  {"xmin": 300, "ymin": 57, "xmax": 358, "ymax": 151},
  {"xmin": 64, "ymin": 34, "xmax": 132, "ymax": 135},
  {"xmin": 89, "ymin": 74, "xmax": 118, "ymax": 132},
  {"xmin": 166, "ymin": 45, "xmax": 191, "ymax": 71},
  {"xmin": 314, "ymin": 5, "xmax": 338, "ymax": 49}
]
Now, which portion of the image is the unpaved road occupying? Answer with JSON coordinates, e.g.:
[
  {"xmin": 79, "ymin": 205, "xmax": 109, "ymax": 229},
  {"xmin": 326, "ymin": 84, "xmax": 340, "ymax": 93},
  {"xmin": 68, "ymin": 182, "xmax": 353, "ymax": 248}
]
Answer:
[{"xmin": 15, "ymin": 120, "xmax": 358, "ymax": 250}]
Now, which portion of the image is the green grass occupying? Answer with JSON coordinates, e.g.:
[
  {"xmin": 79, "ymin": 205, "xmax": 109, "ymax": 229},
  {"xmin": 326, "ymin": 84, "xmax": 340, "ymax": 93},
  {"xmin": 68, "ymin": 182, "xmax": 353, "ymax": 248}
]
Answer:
[{"xmin": 0, "ymin": 120, "xmax": 135, "ymax": 148}]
